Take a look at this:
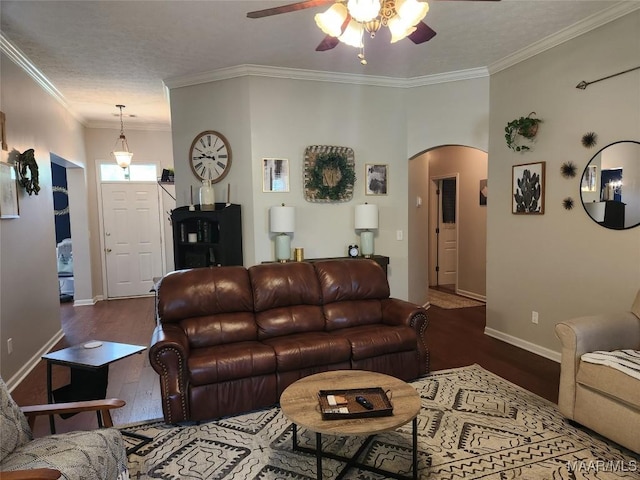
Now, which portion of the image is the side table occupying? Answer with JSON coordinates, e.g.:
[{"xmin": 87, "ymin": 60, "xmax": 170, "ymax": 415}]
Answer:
[{"xmin": 42, "ymin": 340, "xmax": 150, "ymax": 453}]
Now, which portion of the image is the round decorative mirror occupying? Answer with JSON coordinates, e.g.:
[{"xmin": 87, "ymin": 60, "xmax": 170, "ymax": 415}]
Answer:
[{"xmin": 580, "ymin": 140, "xmax": 640, "ymax": 230}]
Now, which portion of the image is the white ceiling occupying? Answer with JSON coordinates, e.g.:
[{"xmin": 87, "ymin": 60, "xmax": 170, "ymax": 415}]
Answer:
[{"xmin": 1, "ymin": 0, "xmax": 633, "ymax": 129}]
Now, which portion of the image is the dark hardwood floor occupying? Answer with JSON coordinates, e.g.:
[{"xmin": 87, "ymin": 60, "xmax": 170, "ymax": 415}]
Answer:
[{"xmin": 10, "ymin": 294, "xmax": 560, "ymax": 437}]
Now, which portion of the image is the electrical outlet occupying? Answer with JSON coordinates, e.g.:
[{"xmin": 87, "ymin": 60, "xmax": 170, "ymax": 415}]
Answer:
[
  {"xmin": 531, "ymin": 311, "xmax": 539, "ymax": 324},
  {"xmin": 7, "ymin": 338, "xmax": 13, "ymax": 355}
]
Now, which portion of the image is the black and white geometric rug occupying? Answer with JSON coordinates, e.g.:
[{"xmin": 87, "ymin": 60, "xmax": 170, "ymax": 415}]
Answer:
[{"xmin": 122, "ymin": 365, "xmax": 639, "ymax": 479}]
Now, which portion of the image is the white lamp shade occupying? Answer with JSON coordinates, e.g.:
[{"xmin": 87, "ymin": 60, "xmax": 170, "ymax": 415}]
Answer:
[
  {"xmin": 315, "ymin": 3, "xmax": 348, "ymax": 37},
  {"xmin": 270, "ymin": 205, "xmax": 295, "ymax": 233},
  {"xmin": 113, "ymin": 151, "xmax": 133, "ymax": 168},
  {"xmin": 355, "ymin": 203, "xmax": 378, "ymax": 230},
  {"xmin": 395, "ymin": 0, "xmax": 429, "ymax": 26}
]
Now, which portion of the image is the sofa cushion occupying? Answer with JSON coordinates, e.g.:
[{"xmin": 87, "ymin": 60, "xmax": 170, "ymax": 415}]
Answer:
[
  {"xmin": 188, "ymin": 341, "xmax": 276, "ymax": 385},
  {"xmin": 314, "ymin": 259, "xmax": 389, "ymax": 304},
  {"xmin": 250, "ymin": 263, "xmax": 322, "ymax": 311},
  {"xmin": 158, "ymin": 266, "xmax": 254, "ymax": 323},
  {"xmin": 323, "ymin": 299, "xmax": 384, "ymax": 331},
  {"xmin": 330, "ymin": 324, "xmax": 417, "ymax": 360},
  {"xmin": 255, "ymin": 305, "xmax": 326, "ymax": 339},
  {"xmin": 576, "ymin": 360, "xmax": 640, "ymax": 410},
  {"xmin": 1, "ymin": 428, "xmax": 129, "ymax": 480},
  {"xmin": 262, "ymin": 332, "xmax": 351, "ymax": 372},
  {"xmin": 182, "ymin": 312, "xmax": 258, "ymax": 348}
]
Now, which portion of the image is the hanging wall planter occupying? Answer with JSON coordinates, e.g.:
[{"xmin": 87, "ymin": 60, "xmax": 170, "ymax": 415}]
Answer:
[{"xmin": 505, "ymin": 112, "xmax": 542, "ymax": 152}]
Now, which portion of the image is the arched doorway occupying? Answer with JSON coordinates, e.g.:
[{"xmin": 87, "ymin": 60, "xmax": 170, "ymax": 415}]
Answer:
[{"xmin": 407, "ymin": 145, "xmax": 487, "ymax": 305}]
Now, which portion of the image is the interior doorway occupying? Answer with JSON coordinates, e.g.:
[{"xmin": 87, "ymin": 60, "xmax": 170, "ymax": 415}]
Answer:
[{"xmin": 429, "ymin": 175, "xmax": 458, "ymax": 290}]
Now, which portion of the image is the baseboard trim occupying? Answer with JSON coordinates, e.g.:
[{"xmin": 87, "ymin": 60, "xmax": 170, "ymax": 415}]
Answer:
[
  {"xmin": 6, "ymin": 329, "xmax": 64, "ymax": 391},
  {"xmin": 455, "ymin": 289, "xmax": 486, "ymax": 302},
  {"xmin": 484, "ymin": 327, "xmax": 561, "ymax": 363},
  {"xmin": 74, "ymin": 295, "xmax": 102, "ymax": 306}
]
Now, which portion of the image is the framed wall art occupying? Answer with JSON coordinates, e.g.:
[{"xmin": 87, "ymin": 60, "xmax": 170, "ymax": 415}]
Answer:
[
  {"xmin": 0, "ymin": 112, "xmax": 7, "ymax": 151},
  {"xmin": 303, "ymin": 145, "xmax": 355, "ymax": 202},
  {"xmin": 512, "ymin": 161, "xmax": 545, "ymax": 214},
  {"xmin": 0, "ymin": 162, "xmax": 19, "ymax": 219},
  {"xmin": 365, "ymin": 164, "xmax": 388, "ymax": 195},
  {"xmin": 262, "ymin": 158, "xmax": 290, "ymax": 192}
]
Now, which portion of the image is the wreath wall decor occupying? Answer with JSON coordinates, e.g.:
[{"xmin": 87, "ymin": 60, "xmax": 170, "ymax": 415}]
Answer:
[
  {"xmin": 52, "ymin": 185, "xmax": 69, "ymax": 216},
  {"xmin": 16, "ymin": 148, "xmax": 40, "ymax": 195},
  {"xmin": 304, "ymin": 145, "xmax": 355, "ymax": 202}
]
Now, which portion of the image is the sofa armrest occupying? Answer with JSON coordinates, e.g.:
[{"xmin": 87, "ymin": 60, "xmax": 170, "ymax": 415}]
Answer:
[
  {"xmin": 149, "ymin": 324, "xmax": 191, "ymax": 424},
  {"xmin": 555, "ymin": 312, "xmax": 640, "ymax": 418},
  {"xmin": 381, "ymin": 298, "xmax": 430, "ymax": 375}
]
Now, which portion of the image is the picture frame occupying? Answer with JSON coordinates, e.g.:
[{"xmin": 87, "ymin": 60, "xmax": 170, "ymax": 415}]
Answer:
[
  {"xmin": 512, "ymin": 161, "xmax": 545, "ymax": 214},
  {"xmin": 0, "ymin": 162, "xmax": 20, "ymax": 219},
  {"xmin": 303, "ymin": 145, "xmax": 355, "ymax": 202},
  {"xmin": 365, "ymin": 164, "xmax": 388, "ymax": 195},
  {"xmin": 262, "ymin": 158, "xmax": 290, "ymax": 193}
]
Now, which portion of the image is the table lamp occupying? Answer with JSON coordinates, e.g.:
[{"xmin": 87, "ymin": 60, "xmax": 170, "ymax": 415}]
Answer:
[
  {"xmin": 270, "ymin": 204, "xmax": 295, "ymax": 262},
  {"xmin": 355, "ymin": 203, "xmax": 378, "ymax": 258}
]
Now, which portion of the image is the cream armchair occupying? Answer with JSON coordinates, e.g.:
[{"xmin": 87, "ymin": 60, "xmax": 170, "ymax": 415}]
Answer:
[
  {"xmin": 555, "ymin": 290, "xmax": 640, "ymax": 454},
  {"xmin": 0, "ymin": 377, "xmax": 129, "ymax": 479}
]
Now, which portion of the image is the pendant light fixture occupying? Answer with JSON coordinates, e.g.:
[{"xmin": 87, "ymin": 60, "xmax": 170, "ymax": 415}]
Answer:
[{"xmin": 112, "ymin": 104, "xmax": 133, "ymax": 169}]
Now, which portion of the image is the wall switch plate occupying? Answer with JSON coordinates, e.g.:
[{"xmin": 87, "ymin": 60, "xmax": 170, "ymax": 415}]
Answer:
[
  {"xmin": 7, "ymin": 338, "xmax": 13, "ymax": 355},
  {"xmin": 396, "ymin": 230, "xmax": 404, "ymax": 241},
  {"xmin": 532, "ymin": 311, "xmax": 539, "ymax": 324}
]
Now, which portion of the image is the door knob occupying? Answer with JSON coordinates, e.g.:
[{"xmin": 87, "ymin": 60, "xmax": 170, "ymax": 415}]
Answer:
[{"xmin": 105, "ymin": 248, "xmax": 112, "ymax": 253}]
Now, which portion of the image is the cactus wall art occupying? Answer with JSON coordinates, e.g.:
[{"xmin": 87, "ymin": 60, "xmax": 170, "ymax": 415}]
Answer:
[{"xmin": 512, "ymin": 162, "xmax": 545, "ymax": 214}]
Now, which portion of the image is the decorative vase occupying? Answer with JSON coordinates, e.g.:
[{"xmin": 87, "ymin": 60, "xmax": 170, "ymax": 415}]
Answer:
[{"xmin": 199, "ymin": 180, "xmax": 215, "ymax": 211}]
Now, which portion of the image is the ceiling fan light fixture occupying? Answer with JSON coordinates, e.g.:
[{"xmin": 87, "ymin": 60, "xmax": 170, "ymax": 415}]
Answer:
[
  {"xmin": 387, "ymin": 14, "xmax": 417, "ymax": 43},
  {"xmin": 314, "ymin": 3, "xmax": 348, "ymax": 37},
  {"xmin": 364, "ymin": 18, "xmax": 382, "ymax": 37},
  {"xmin": 395, "ymin": 0, "xmax": 429, "ymax": 27},
  {"xmin": 339, "ymin": 19, "xmax": 364, "ymax": 48},
  {"xmin": 347, "ymin": 0, "xmax": 381, "ymax": 23},
  {"xmin": 111, "ymin": 105, "xmax": 133, "ymax": 169}
]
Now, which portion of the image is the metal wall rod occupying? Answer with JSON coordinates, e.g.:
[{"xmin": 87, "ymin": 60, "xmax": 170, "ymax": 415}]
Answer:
[{"xmin": 576, "ymin": 65, "xmax": 640, "ymax": 90}]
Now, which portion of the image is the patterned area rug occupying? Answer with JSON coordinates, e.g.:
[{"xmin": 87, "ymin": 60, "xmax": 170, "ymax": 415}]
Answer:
[
  {"xmin": 122, "ymin": 365, "xmax": 639, "ymax": 479},
  {"xmin": 428, "ymin": 289, "xmax": 485, "ymax": 309}
]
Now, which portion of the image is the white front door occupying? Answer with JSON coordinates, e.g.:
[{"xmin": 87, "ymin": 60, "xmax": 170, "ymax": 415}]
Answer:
[{"xmin": 101, "ymin": 183, "xmax": 163, "ymax": 298}]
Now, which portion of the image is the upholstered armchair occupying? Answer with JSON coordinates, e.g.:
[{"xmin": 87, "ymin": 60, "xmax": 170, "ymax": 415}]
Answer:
[
  {"xmin": 555, "ymin": 289, "xmax": 640, "ymax": 454},
  {"xmin": 0, "ymin": 377, "xmax": 130, "ymax": 479}
]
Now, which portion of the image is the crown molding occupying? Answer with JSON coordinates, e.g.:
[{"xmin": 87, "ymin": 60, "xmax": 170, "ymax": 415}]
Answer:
[
  {"xmin": 0, "ymin": 32, "xmax": 86, "ymax": 124},
  {"xmin": 488, "ymin": 2, "xmax": 640, "ymax": 75},
  {"xmin": 164, "ymin": 63, "xmax": 489, "ymax": 90}
]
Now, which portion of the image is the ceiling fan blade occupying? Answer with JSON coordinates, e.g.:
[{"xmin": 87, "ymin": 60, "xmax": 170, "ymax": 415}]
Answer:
[
  {"xmin": 408, "ymin": 22, "xmax": 437, "ymax": 44},
  {"xmin": 247, "ymin": 0, "xmax": 334, "ymax": 19},
  {"xmin": 316, "ymin": 35, "xmax": 340, "ymax": 51}
]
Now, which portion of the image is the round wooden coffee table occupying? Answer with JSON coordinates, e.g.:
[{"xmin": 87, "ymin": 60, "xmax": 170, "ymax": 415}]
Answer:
[{"xmin": 280, "ymin": 370, "xmax": 421, "ymax": 480}]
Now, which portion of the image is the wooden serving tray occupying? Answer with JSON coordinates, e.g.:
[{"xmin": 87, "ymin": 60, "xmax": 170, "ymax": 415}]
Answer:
[{"xmin": 318, "ymin": 387, "xmax": 393, "ymax": 420}]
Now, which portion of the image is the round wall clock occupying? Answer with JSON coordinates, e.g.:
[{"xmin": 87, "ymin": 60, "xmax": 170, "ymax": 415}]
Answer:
[{"xmin": 188, "ymin": 130, "xmax": 232, "ymax": 183}]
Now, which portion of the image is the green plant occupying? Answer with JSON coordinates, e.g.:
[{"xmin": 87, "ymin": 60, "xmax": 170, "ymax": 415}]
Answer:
[{"xmin": 505, "ymin": 112, "xmax": 542, "ymax": 152}]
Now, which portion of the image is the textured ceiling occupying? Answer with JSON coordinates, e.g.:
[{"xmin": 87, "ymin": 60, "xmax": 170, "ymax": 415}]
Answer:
[{"xmin": 0, "ymin": 0, "xmax": 630, "ymax": 128}]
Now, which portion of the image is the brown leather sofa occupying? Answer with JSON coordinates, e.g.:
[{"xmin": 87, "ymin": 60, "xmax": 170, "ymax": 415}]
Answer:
[{"xmin": 149, "ymin": 259, "xmax": 429, "ymax": 424}]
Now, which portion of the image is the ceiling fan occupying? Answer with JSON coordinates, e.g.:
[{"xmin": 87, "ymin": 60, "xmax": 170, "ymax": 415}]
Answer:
[{"xmin": 247, "ymin": 0, "xmax": 499, "ymax": 64}]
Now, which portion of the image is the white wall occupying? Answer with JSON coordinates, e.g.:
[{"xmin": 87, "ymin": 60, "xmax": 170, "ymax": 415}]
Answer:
[
  {"xmin": 486, "ymin": 10, "xmax": 640, "ymax": 359},
  {"xmin": 0, "ymin": 54, "xmax": 87, "ymax": 385},
  {"xmin": 170, "ymin": 76, "xmax": 411, "ymax": 298}
]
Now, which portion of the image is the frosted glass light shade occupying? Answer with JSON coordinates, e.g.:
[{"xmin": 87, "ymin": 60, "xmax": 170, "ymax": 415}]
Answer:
[
  {"xmin": 347, "ymin": 0, "xmax": 380, "ymax": 22},
  {"xmin": 270, "ymin": 205, "xmax": 295, "ymax": 233},
  {"xmin": 355, "ymin": 203, "xmax": 378, "ymax": 230},
  {"xmin": 315, "ymin": 3, "xmax": 348, "ymax": 37},
  {"xmin": 113, "ymin": 150, "xmax": 133, "ymax": 169},
  {"xmin": 339, "ymin": 20, "xmax": 364, "ymax": 48},
  {"xmin": 387, "ymin": 14, "xmax": 416, "ymax": 43},
  {"xmin": 395, "ymin": 0, "xmax": 429, "ymax": 26}
]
